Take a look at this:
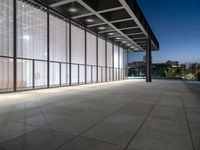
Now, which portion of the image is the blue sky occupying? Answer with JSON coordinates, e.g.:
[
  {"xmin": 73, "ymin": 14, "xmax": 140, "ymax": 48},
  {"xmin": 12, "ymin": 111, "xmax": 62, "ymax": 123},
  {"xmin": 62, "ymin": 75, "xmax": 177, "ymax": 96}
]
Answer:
[{"xmin": 129, "ymin": 0, "xmax": 200, "ymax": 64}]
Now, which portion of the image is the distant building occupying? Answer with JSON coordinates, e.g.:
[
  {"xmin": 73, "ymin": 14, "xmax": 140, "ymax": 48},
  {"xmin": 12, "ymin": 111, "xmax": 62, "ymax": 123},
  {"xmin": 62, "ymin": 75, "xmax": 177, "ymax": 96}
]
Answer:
[
  {"xmin": 166, "ymin": 60, "xmax": 179, "ymax": 67},
  {"xmin": 128, "ymin": 61, "xmax": 145, "ymax": 77}
]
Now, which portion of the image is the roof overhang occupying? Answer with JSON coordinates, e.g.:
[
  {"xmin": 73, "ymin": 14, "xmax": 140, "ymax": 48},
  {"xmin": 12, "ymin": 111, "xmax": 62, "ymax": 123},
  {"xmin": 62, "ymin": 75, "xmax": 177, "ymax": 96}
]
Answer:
[{"xmin": 35, "ymin": 0, "xmax": 159, "ymax": 52}]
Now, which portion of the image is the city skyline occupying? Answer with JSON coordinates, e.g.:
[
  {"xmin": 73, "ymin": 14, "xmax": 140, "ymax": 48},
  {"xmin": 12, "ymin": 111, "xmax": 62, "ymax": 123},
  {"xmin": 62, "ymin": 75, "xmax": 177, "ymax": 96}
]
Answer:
[{"xmin": 129, "ymin": 0, "xmax": 200, "ymax": 64}]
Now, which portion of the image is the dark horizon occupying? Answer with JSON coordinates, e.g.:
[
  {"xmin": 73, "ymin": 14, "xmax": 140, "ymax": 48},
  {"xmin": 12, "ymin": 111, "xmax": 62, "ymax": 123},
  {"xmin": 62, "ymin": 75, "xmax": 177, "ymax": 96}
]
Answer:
[{"xmin": 129, "ymin": 0, "xmax": 200, "ymax": 64}]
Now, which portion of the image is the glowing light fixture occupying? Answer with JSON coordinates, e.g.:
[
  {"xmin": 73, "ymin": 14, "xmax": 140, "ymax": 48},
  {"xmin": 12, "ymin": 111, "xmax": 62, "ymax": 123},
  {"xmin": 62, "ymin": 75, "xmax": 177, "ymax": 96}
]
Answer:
[
  {"xmin": 134, "ymin": 48, "xmax": 140, "ymax": 51},
  {"xmin": 131, "ymin": 46, "xmax": 136, "ymax": 49},
  {"xmin": 86, "ymin": 19, "xmax": 94, "ymax": 23},
  {"xmin": 68, "ymin": 8, "xmax": 78, "ymax": 13},
  {"xmin": 108, "ymin": 32, "xmax": 114, "ymax": 36},
  {"xmin": 23, "ymin": 35, "xmax": 30, "ymax": 41},
  {"xmin": 115, "ymin": 37, "xmax": 121, "ymax": 40},
  {"xmin": 98, "ymin": 26, "xmax": 106, "ymax": 30}
]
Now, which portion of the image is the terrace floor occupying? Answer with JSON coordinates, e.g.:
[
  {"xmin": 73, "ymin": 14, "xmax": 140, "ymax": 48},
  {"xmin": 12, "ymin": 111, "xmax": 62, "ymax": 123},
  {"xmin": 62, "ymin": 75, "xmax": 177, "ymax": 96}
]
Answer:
[{"xmin": 0, "ymin": 79, "xmax": 200, "ymax": 150}]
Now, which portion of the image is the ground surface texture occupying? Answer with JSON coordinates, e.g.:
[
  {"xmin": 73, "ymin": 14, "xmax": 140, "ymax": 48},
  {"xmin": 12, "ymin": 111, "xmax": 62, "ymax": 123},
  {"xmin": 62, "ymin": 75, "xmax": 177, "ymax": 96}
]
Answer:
[{"xmin": 0, "ymin": 79, "xmax": 200, "ymax": 150}]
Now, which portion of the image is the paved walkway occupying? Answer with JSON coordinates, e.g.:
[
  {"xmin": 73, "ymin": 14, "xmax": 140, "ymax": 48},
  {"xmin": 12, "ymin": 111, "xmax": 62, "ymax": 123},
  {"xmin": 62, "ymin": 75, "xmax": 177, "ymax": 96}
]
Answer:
[{"xmin": 0, "ymin": 80, "xmax": 199, "ymax": 150}]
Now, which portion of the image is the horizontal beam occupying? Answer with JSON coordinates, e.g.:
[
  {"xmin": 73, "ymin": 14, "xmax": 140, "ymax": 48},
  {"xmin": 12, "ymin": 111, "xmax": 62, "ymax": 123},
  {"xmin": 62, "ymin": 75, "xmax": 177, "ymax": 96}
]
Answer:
[{"xmin": 50, "ymin": 0, "xmax": 75, "ymax": 7}]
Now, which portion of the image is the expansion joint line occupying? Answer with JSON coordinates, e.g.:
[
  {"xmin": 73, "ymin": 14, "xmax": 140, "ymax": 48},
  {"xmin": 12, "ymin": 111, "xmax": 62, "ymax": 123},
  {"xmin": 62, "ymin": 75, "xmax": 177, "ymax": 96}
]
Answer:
[
  {"xmin": 180, "ymin": 95, "xmax": 195, "ymax": 150},
  {"xmin": 55, "ymin": 92, "xmax": 146, "ymax": 150},
  {"xmin": 124, "ymin": 86, "xmax": 167, "ymax": 149}
]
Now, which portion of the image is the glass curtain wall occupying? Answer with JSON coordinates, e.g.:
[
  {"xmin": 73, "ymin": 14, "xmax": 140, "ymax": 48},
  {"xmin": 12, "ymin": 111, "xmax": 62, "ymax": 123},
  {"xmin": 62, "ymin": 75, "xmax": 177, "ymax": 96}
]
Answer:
[
  {"xmin": 124, "ymin": 50, "xmax": 128, "ymax": 78},
  {"xmin": 0, "ymin": 0, "xmax": 14, "ymax": 92},
  {"xmin": 49, "ymin": 13, "xmax": 69, "ymax": 86},
  {"xmin": 114, "ymin": 45, "xmax": 119, "ymax": 81},
  {"xmin": 0, "ymin": 0, "xmax": 127, "ymax": 93},
  {"xmin": 71, "ymin": 24, "xmax": 85, "ymax": 84},
  {"xmin": 119, "ymin": 47, "xmax": 124, "ymax": 80},
  {"xmin": 86, "ymin": 31, "xmax": 96, "ymax": 83},
  {"xmin": 17, "ymin": 0, "xmax": 47, "ymax": 89},
  {"xmin": 98, "ymin": 37, "xmax": 106, "ymax": 82},
  {"xmin": 107, "ymin": 41, "xmax": 113, "ymax": 81}
]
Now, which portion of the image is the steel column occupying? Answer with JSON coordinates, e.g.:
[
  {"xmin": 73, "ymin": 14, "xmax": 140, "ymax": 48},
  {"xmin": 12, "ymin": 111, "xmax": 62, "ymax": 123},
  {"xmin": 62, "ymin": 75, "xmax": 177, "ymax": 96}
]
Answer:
[
  {"xmin": 13, "ymin": 0, "xmax": 17, "ymax": 91},
  {"xmin": 59, "ymin": 62, "xmax": 61, "ymax": 86},
  {"xmin": 105, "ymin": 39, "xmax": 107, "ymax": 82},
  {"xmin": 33, "ymin": 60, "xmax": 35, "ymax": 89},
  {"xmin": 127, "ymin": 50, "xmax": 129, "ymax": 78},
  {"xmin": 118, "ymin": 46, "xmax": 120, "ymax": 80},
  {"xmin": 146, "ymin": 37, "xmax": 152, "ymax": 82},
  {"xmin": 69, "ymin": 21, "xmax": 72, "ymax": 85},
  {"xmin": 112, "ymin": 43, "xmax": 114, "ymax": 81},
  {"xmin": 85, "ymin": 28, "xmax": 87, "ymax": 84},
  {"xmin": 96, "ymin": 34, "xmax": 98, "ymax": 83},
  {"xmin": 47, "ymin": 9, "xmax": 50, "ymax": 88}
]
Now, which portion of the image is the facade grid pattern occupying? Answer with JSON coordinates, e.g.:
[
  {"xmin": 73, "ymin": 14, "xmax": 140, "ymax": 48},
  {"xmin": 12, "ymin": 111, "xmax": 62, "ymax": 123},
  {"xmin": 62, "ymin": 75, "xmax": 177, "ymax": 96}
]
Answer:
[{"xmin": 0, "ymin": 0, "xmax": 128, "ymax": 93}]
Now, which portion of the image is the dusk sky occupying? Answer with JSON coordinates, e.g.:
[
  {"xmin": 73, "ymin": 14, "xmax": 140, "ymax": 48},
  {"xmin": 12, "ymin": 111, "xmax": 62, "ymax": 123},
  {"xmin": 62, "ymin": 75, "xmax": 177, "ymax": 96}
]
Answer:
[{"xmin": 129, "ymin": 0, "xmax": 200, "ymax": 64}]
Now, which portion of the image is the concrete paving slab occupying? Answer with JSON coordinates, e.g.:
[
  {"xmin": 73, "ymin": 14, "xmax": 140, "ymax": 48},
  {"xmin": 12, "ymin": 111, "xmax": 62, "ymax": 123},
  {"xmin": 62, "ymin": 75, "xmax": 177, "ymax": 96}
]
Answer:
[
  {"xmin": 0, "ymin": 122, "xmax": 37, "ymax": 143},
  {"xmin": 0, "ymin": 79, "xmax": 199, "ymax": 150},
  {"xmin": 127, "ymin": 129, "xmax": 193, "ymax": 150},
  {"xmin": 58, "ymin": 136, "xmax": 123, "ymax": 150},
  {"xmin": 0, "ymin": 128, "xmax": 74, "ymax": 150},
  {"xmin": 143, "ymin": 117, "xmax": 189, "ymax": 136}
]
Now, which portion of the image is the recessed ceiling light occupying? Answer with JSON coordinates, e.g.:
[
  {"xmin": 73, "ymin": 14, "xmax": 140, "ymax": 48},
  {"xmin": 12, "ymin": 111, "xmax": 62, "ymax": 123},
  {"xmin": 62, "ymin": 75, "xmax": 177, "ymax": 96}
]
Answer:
[
  {"xmin": 98, "ymin": 26, "xmax": 106, "ymax": 30},
  {"xmin": 131, "ymin": 46, "xmax": 135, "ymax": 49},
  {"xmin": 107, "ymin": 32, "xmax": 114, "ymax": 36},
  {"xmin": 122, "ymin": 41, "xmax": 127, "ymax": 43},
  {"xmin": 68, "ymin": 8, "xmax": 78, "ymax": 13},
  {"xmin": 86, "ymin": 19, "xmax": 94, "ymax": 23},
  {"xmin": 115, "ymin": 37, "xmax": 121, "ymax": 40},
  {"xmin": 134, "ymin": 48, "xmax": 140, "ymax": 51},
  {"xmin": 126, "ymin": 43, "xmax": 131, "ymax": 46}
]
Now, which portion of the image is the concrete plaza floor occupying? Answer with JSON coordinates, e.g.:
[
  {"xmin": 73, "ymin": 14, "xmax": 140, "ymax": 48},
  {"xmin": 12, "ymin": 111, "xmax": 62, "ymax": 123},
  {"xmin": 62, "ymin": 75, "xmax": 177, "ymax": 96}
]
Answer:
[{"xmin": 0, "ymin": 79, "xmax": 200, "ymax": 150}]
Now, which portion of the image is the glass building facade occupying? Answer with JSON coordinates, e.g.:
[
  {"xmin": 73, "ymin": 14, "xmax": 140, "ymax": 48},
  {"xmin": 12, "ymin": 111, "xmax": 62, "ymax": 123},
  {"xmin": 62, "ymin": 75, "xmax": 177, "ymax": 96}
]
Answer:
[{"xmin": 0, "ymin": 0, "xmax": 128, "ymax": 93}]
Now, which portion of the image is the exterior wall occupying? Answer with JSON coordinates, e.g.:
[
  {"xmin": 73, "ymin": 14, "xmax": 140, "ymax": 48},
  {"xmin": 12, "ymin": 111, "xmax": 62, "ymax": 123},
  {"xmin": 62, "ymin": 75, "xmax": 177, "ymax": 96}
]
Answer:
[{"xmin": 0, "ymin": 0, "xmax": 126, "ymax": 93}]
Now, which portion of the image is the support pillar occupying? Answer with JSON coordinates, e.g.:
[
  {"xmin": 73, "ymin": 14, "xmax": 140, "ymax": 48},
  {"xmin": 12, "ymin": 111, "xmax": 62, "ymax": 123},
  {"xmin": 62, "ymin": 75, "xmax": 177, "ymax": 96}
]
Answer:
[{"xmin": 146, "ymin": 37, "xmax": 152, "ymax": 82}]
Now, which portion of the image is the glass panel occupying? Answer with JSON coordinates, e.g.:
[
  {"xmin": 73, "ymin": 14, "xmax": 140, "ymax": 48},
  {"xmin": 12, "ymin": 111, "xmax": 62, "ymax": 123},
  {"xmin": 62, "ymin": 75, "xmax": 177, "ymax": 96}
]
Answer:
[
  {"xmin": 98, "ymin": 37, "xmax": 105, "ymax": 67},
  {"xmin": 114, "ymin": 45, "xmax": 119, "ymax": 68},
  {"xmin": 0, "ymin": 57, "xmax": 13, "ymax": 92},
  {"xmin": 50, "ymin": 14, "xmax": 67, "ymax": 62},
  {"xmin": 17, "ymin": 1, "xmax": 47, "ymax": 60},
  {"xmin": 87, "ymin": 66, "xmax": 91, "ymax": 83},
  {"xmin": 17, "ymin": 59, "xmax": 32, "ymax": 89},
  {"xmin": 107, "ymin": 42, "xmax": 113, "ymax": 67},
  {"xmin": 98, "ymin": 67, "xmax": 102, "ymax": 82},
  {"xmin": 102, "ymin": 67, "xmax": 106, "ymax": 82},
  {"xmin": 92, "ymin": 66, "xmax": 97, "ymax": 83},
  {"xmin": 50, "ymin": 62, "xmax": 60, "ymax": 86},
  {"xmin": 71, "ymin": 25, "xmax": 85, "ymax": 64},
  {"xmin": 119, "ymin": 48, "xmax": 124, "ymax": 68},
  {"xmin": 107, "ymin": 68, "xmax": 110, "ymax": 82},
  {"xmin": 110, "ymin": 68, "xmax": 113, "ymax": 81},
  {"xmin": 114, "ymin": 68, "xmax": 118, "ymax": 81},
  {"xmin": 0, "ymin": 0, "xmax": 13, "ymax": 57},
  {"xmin": 61, "ymin": 63, "xmax": 69, "ymax": 85},
  {"xmin": 79, "ymin": 65, "xmax": 85, "ymax": 84},
  {"xmin": 71, "ymin": 64, "xmax": 78, "ymax": 85},
  {"xmin": 124, "ymin": 50, "xmax": 128, "ymax": 78},
  {"xmin": 86, "ymin": 32, "xmax": 96, "ymax": 65},
  {"xmin": 35, "ymin": 61, "xmax": 47, "ymax": 88}
]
